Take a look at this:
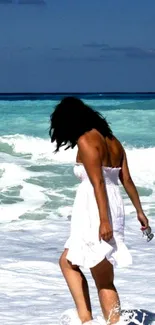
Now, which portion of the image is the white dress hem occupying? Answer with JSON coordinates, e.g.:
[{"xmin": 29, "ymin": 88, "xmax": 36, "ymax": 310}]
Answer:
[{"xmin": 64, "ymin": 233, "xmax": 132, "ymax": 269}]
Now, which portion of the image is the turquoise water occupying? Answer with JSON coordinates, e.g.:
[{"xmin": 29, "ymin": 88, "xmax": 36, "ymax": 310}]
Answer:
[
  {"xmin": 0, "ymin": 94, "xmax": 155, "ymax": 324},
  {"xmin": 1, "ymin": 96, "xmax": 155, "ymax": 146}
]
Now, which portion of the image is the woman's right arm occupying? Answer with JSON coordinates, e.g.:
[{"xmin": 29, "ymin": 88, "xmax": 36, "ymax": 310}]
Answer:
[{"xmin": 119, "ymin": 149, "xmax": 148, "ymax": 227}]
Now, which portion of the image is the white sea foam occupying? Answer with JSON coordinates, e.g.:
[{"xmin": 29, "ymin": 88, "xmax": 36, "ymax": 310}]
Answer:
[
  {"xmin": 0, "ymin": 163, "xmax": 47, "ymax": 222},
  {"xmin": 0, "ymin": 134, "xmax": 155, "ymax": 187},
  {"xmin": 0, "ymin": 134, "xmax": 77, "ymax": 163},
  {"xmin": 84, "ymin": 99, "xmax": 141, "ymax": 107},
  {"xmin": 0, "ymin": 182, "xmax": 46, "ymax": 222}
]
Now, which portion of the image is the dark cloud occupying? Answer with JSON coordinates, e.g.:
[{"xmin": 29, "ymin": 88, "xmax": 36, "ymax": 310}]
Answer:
[
  {"xmin": 83, "ymin": 42, "xmax": 155, "ymax": 59},
  {"xmin": 54, "ymin": 45, "xmax": 155, "ymax": 63},
  {"xmin": 52, "ymin": 48, "xmax": 62, "ymax": 51},
  {"xmin": 0, "ymin": 46, "xmax": 33, "ymax": 53},
  {"xmin": 0, "ymin": 0, "xmax": 12, "ymax": 3},
  {"xmin": 19, "ymin": 46, "xmax": 32, "ymax": 52},
  {"xmin": 101, "ymin": 45, "xmax": 155, "ymax": 59},
  {"xmin": 101, "ymin": 46, "xmax": 136, "ymax": 52},
  {"xmin": 83, "ymin": 42, "xmax": 110, "ymax": 49},
  {"xmin": 0, "ymin": 0, "xmax": 46, "ymax": 4},
  {"xmin": 55, "ymin": 56, "xmax": 95, "ymax": 62},
  {"xmin": 125, "ymin": 48, "xmax": 155, "ymax": 58},
  {"xmin": 55, "ymin": 55, "xmax": 113, "ymax": 63},
  {"xmin": 18, "ymin": 0, "xmax": 46, "ymax": 4}
]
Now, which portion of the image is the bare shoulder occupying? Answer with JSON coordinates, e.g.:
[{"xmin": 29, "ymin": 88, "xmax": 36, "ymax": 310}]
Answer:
[
  {"xmin": 111, "ymin": 136, "xmax": 124, "ymax": 153},
  {"xmin": 111, "ymin": 135, "xmax": 123, "ymax": 147},
  {"xmin": 77, "ymin": 130, "xmax": 100, "ymax": 148},
  {"xmin": 77, "ymin": 133, "xmax": 91, "ymax": 146},
  {"xmin": 77, "ymin": 131, "xmax": 102, "ymax": 165}
]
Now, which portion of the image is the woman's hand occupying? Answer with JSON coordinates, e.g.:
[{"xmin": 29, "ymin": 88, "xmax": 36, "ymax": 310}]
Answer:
[
  {"xmin": 137, "ymin": 211, "xmax": 149, "ymax": 228},
  {"xmin": 99, "ymin": 221, "xmax": 113, "ymax": 242}
]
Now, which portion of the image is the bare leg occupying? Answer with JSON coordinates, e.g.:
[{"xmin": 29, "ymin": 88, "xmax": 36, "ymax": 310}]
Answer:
[
  {"xmin": 91, "ymin": 259, "xmax": 121, "ymax": 324},
  {"xmin": 59, "ymin": 249, "xmax": 93, "ymax": 323}
]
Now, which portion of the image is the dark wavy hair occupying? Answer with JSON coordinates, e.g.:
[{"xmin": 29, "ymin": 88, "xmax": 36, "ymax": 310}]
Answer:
[{"xmin": 49, "ymin": 97, "xmax": 113, "ymax": 152}]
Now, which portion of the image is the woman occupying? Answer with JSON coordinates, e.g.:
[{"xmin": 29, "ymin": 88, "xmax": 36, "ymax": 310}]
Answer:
[{"xmin": 49, "ymin": 97, "xmax": 149, "ymax": 325}]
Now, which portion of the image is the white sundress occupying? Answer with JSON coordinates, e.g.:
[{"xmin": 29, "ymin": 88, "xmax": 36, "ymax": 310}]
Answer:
[{"xmin": 64, "ymin": 163, "xmax": 132, "ymax": 269}]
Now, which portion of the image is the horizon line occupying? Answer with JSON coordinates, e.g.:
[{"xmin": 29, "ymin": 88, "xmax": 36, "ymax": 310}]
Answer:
[{"xmin": 0, "ymin": 92, "xmax": 155, "ymax": 95}]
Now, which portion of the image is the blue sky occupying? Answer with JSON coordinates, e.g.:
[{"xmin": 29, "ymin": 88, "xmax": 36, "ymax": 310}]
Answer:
[{"xmin": 0, "ymin": 0, "xmax": 155, "ymax": 92}]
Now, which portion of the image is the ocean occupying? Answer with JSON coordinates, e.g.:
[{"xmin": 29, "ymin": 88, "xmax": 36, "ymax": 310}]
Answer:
[{"xmin": 0, "ymin": 94, "xmax": 155, "ymax": 325}]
